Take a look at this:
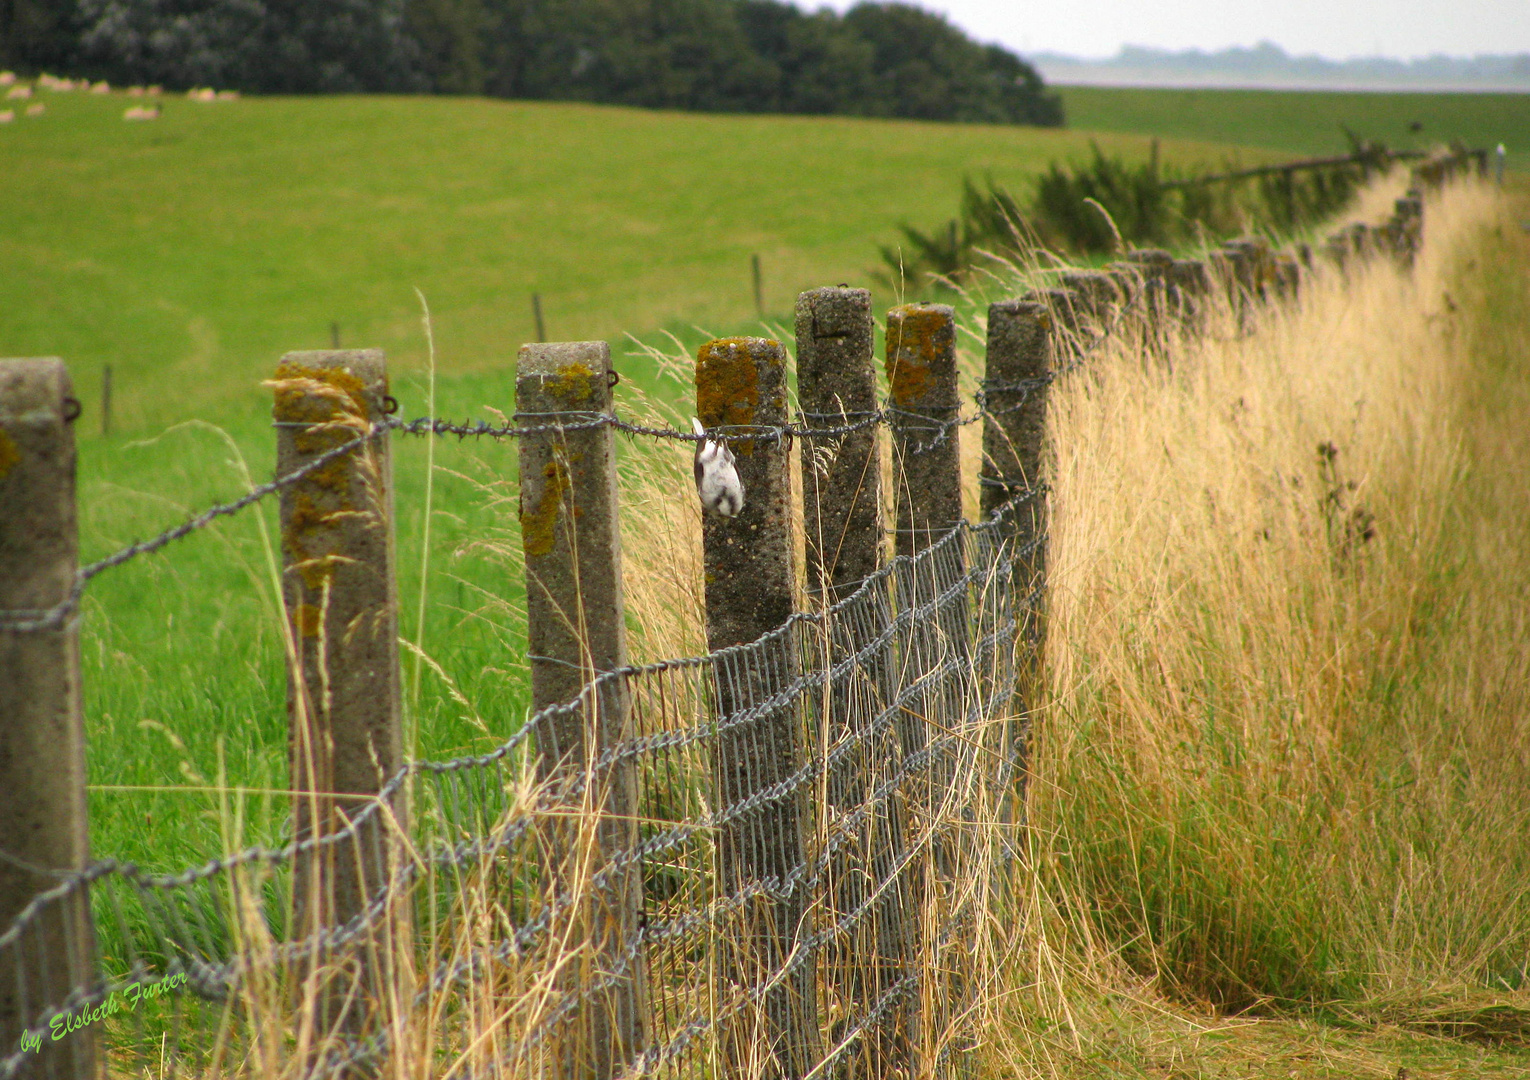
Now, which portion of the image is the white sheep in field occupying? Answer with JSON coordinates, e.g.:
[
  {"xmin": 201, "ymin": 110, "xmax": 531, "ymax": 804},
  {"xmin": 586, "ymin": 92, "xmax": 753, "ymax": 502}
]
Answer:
[
  {"xmin": 0, "ymin": 110, "xmax": 13, "ymax": 124},
  {"xmin": 91, "ymin": 81, "xmax": 110, "ymax": 94},
  {"xmin": 127, "ymin": 86, "xmax": 145, "ymax": 97},
  {"xmin": 0, "ymin": 72, "xmax": 16, "ymax": 87},
  {"xmin": 123, "ymin": 104, "xmax": 160, "ymax": 121},
  {"xmin": 6, "ymin": 85, "xmax": 32, "ymax": 100},
  {"xmin": 25, "ymin": 103, "xmax": 44, "ymax": 116}
]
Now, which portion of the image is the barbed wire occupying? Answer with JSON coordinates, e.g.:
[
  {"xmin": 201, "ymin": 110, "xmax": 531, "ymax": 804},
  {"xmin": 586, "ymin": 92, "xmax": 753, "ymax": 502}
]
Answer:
[{"xmin": 0, "ymin": 361, "xmax": 1074, "ymax": 635}]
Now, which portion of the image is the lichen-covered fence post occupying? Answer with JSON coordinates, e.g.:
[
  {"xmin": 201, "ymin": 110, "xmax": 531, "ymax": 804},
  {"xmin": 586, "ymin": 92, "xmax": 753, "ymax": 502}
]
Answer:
[
  {"xmin": 980, "ymin": 301, "xmax": 1053, "ymax": 757},
  {"xmin": 884, "ymin": 303, "xmax": 972, "ymax": 1065},
  {"xmin": 516, "ymin": 341, "xmax": 647, "ymax": 1080},
  {"xmin": 272, "ymin": 349, "xmax": 405, "ymax": 1068},
  {"xmin": 795, "ymin": 287, "xmax": 914, "ymax": 1079},
  {"xmin": 0, "ymin": 358, "xmax": 97, "ymax": 1080},
  {"xmin": 695, "ymin": 337, "xmax": 820, "ymax": 1080}
]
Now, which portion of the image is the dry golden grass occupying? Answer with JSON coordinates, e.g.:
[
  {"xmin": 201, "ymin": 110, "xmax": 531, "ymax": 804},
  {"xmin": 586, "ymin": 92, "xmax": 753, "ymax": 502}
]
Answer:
[{"xmin": 968, "ymin": 176, "xmax": 1530, "ymax": 1078}]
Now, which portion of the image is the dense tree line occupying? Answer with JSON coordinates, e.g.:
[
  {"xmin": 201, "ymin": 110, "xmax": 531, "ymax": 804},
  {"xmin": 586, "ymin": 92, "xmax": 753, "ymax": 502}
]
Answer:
[{"xmin": 0, "ymin": 0, "xmax": 1063, "ymax": 124}]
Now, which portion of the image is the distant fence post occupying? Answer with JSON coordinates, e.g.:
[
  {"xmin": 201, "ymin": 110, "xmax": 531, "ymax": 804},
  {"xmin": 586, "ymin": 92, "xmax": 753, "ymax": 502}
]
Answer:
[
  {"xmin": 980, "ymin": 301, "xmax": 1053, "ymax": 732},
  {"xmin": 517, "ymin": 340, "xmax": 647, "ymax": 1080},
  {"xmin": 1168, "ymin": 258, "xmax": 1211, "ymax": 329},
  {"xmin": 795, "ymin": 287, "xmax": 914, "ymax": 1078},
  {"xmin": 1057, "ymin": 269, "xmax": 1120, "ymax": 332},
  {"xmin": 695, "ymin": 337, "xmax": 819, "ymax": 1080},
  {"xmin": 0, "ymin": 358, "xmax": 97, "ymax": 1080},
  {"xmin": 272, "ymin": 348, "xmax": 404, "ymax": 1065}
]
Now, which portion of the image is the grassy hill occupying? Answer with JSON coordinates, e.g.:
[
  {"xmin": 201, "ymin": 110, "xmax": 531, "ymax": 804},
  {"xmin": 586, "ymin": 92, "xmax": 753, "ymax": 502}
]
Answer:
[
  {"xmin": 0, "ymin": 91, "xmax": 1271, "ymax": 433},
  {"xmin": 1058, "ymin": 85, "xmax": 1527, "ymax": 164}
]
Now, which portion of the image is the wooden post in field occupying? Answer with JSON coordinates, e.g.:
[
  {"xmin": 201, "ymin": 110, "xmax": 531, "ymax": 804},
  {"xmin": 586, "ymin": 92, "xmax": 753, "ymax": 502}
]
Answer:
[
  {"xmin": 0, "ymin": 359, "xmax": 97, "ymax": 1080},
  {"xmin": 752, "ymin": 254, "xmax": 764, "ymax": 317},
  {"xmin": 272, "ymin": 349, "xmax": 403, "ymax": 1066},
  {"xmin": 796, "ymin": 287, "xmax": 914, "ymax": 1079},
  {"xmin": 517, "ymin": 340, "xmax": 647, "ymax": 1080},
  {"xmin": 532, "ymin": 294, "xmax": 547, "ymax": 343},
  {"xmin": 696, "ymin": 336, "xmax": 819, "ymax": 1080}
]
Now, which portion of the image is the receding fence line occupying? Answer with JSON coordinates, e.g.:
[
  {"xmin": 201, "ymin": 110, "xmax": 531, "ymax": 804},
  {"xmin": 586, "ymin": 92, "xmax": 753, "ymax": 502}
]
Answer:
[{"xmin": 0, "ymin": 147, "xmax": 1480, "ymax": 1080}]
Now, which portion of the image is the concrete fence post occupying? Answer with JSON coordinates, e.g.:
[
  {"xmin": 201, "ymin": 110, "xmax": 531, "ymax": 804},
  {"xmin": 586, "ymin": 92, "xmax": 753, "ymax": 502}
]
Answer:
[
  {"xmin": 1167, "ymin": 259, "xmax": 1211, "ymax": 329},
  {"xmin": 885, "ymin": 301, "xmax": 969, "ymax": 840},
  {"xmin": 1057, "ymin": 269, "xmax": 1121, "ymax": 333},
  {"xmin": 0, "ymin": 358, "xmax": 97, "ymax": 1080},
  {"xmin": 980, "ymin": 301, "xmax": 1053, "ymax": 723},
  {"xmin": 696, "ymin": 337, "xmax": 819, "ymax": 1080},
  {"xmin": 272, "ymin": 349, "xmax": 404, "ymax": 1064},
  {"xmin": 795, "ymin": 288, "xmax": 914, "ymax": 1079},
  {"xmin": 885, "ymin": 301, "xmax": 971, "ymax": 1069},
  {"xmin": 517, "ymin": 340, "xmax": 647, "ymax": 1080}
]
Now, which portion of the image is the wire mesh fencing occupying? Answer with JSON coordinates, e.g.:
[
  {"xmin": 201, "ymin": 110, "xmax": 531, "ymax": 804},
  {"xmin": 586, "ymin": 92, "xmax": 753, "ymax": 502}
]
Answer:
[{"xmin": 0, "ymin": 484, "xmax": 1036, "ymax": 1080}]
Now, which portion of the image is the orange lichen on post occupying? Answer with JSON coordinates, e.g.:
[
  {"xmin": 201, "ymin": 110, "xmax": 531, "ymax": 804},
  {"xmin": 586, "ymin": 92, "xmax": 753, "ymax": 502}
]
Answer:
[
  {"xmin": 696, "ymin": 337, "xmax": 785, "ymax": 455},
  {"xmin": 520, "ymin": 457, "xmax": 571, "ymax": 558},
  {"xmin": 885, "ymin": 304, "xmax": 951, "ymax": 407},
  {"xmin": 0, "ymin": 429, "xmax": 18, "ymax": 481},
  {"xmin": 545, "ymin": 362, "xmax": 597, "ymax": 405}
]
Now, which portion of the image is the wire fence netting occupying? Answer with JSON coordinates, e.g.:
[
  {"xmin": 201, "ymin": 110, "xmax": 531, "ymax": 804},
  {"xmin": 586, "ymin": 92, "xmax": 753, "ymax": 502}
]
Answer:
[{"xmin": 0, "ymin": 479, "xmax": 1042, "ymax": 1080}]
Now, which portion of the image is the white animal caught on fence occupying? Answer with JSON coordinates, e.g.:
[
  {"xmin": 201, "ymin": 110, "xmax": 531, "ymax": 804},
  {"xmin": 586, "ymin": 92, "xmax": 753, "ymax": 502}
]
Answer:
[{"xmin": 692, "ymin": 417, "xmax": 744, "ymax": 518}]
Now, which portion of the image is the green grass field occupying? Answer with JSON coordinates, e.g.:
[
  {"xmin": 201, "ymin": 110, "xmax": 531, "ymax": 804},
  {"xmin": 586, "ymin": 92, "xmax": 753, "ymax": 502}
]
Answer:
[
  {"xmin": 1058, "ymin": 85, "xmax": 1528, "ymax": 165},
  {"xmin": 0, "ymin": 91, "xmax": 1275, "ymax": 432}
]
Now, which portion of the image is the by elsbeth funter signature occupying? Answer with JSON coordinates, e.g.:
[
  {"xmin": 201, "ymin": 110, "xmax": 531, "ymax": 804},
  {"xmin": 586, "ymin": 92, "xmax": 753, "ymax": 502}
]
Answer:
[{"xmin": 16, "ymin": 971, "xmax": 188, "ymax": 1055}]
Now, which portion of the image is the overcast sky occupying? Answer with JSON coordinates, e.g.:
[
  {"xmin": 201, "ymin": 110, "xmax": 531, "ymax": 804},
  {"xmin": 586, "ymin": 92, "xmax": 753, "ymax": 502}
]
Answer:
[{"xmin": 805, "ymin": 0, "xmax": 1530, "ymax": 61}]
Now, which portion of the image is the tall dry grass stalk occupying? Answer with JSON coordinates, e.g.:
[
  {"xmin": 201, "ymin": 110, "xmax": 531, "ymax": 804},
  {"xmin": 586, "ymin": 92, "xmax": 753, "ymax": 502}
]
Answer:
[{"xmin": 975, "ymin": 174, "xmax": 1530, "ymax": 1077}]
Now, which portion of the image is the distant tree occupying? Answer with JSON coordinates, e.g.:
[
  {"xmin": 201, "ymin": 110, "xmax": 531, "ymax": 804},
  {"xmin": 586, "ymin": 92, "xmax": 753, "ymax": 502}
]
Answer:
[
  {"xmin": 843, "ymin": 2, "xmax": 1062, "ymax": 125},
  {"xmin": 39, "ymin": 0, "xmax": 1064, "ymax": 127},
  {"xmin": 73, "ymin": 0, "xmax": 424, "ymax": 91},
  {"xmin": 406, "ymin": 0, "xmax": 488, "ymax": 93},
  {"xmin": 0, "ymin": 0, "xmax": 83, "ymax": 72}
]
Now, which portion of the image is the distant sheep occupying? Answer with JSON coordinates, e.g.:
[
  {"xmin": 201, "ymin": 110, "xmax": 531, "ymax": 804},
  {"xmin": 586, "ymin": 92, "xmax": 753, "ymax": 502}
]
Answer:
[
  {"xmin": 0, "ymin": 110, "xmax": 13, "ymax": 124},
  {"xmin": 123, "ymin": 105, "xmax": 161, "ymax": 121},
  {"xmin": 91, "ymin": 81, "xmax": 111, "ymax": 94},
  {"xmin": 0, "ymin": 72, "xmax": 15, "ymax": 87},
  {"xmin": 6, "ymin": 85, "xmax": 32, "ymax": 100},
  {"xmin": 25, "ymin": 103, "xmax": 45, "ymax": 116}
]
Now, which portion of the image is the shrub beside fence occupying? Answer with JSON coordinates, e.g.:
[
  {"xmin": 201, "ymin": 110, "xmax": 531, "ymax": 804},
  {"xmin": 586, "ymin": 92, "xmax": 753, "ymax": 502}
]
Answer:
[{"xmin": 0, "ymin": 149, "xmax": 1484, "ymax": 1080}]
